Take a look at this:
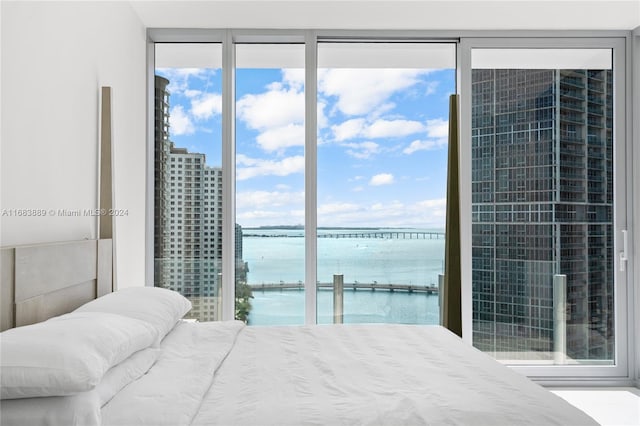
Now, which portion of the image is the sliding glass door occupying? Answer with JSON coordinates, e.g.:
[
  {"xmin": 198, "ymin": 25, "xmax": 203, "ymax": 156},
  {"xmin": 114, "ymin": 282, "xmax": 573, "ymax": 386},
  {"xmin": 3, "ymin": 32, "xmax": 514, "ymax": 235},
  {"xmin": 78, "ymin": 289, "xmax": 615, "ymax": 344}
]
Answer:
[{"xmin": 460, "ymin": 38, "xmax": 628, "ymax": 378}]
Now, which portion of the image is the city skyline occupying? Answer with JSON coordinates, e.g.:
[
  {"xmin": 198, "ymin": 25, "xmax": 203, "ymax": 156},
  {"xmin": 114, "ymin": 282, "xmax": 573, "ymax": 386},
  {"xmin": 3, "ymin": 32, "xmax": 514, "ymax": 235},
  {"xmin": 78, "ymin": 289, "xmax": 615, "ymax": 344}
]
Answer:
[{"xmin": 155, "ymin": 64, "xmax": 454, "ymax": 229}]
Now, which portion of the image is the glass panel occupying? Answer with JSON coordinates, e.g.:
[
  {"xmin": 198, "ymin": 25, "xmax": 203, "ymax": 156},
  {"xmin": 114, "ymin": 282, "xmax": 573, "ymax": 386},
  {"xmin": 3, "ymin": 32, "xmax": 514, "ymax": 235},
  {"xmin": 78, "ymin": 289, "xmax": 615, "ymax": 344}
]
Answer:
[
  {"xmin": 235, "ymin": 44, "xmax": 306, "ymax": 325},
  {"xmin": 470, "ymin": 48, "xmax": 614, "ymax": 365},
  {"xmin": 316, "ymin": 43, "xmax": 456, "ymax": 324},
  {"xmin": 154, "ymin": 43, "xmax": 223, "ymax": 321}
]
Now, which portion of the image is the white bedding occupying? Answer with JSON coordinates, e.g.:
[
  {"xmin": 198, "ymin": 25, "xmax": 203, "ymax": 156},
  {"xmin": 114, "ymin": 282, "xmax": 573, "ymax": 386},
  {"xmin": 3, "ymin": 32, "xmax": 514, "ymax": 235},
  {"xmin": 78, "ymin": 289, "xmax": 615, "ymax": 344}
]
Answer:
[
  {"xmin": 101, "ymin": 320, "xmax": 244, "ymax": 426},
  {"xmin": 102, "ymin": 321, "xmax": 598, "ymax": 426}
]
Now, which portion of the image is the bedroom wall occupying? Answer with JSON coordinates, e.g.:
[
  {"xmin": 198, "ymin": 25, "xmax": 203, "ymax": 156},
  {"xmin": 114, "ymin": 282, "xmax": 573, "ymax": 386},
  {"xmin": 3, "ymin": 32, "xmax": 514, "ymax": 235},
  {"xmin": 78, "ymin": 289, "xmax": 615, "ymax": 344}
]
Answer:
[{"xmin": 0, "ymin": 1, "xmax": 147, "ymax": 289}]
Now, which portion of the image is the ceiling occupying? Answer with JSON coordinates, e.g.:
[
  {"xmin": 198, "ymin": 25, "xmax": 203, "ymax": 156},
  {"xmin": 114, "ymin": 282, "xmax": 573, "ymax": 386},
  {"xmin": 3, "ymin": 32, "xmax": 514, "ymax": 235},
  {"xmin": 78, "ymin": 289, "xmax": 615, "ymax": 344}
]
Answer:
[{"xmin": 130, "ymin": 0, "xmax": 640, "ymax": 31}]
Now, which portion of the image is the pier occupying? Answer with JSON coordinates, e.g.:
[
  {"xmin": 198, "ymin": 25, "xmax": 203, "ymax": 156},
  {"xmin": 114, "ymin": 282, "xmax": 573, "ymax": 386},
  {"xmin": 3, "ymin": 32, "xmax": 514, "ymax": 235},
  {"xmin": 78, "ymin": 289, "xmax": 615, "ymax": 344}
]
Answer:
[{"xmin": 249, "ymin": 282, "xmax": 439, "ymax": 294}]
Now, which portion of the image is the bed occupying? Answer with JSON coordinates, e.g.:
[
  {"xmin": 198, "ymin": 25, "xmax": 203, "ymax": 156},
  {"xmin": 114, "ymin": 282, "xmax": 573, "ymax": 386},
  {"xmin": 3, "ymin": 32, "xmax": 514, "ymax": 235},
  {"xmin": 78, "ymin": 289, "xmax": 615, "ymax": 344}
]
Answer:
[{"xmin": 0, "ymin": 240, "xmax": 598, "ymax": 426}]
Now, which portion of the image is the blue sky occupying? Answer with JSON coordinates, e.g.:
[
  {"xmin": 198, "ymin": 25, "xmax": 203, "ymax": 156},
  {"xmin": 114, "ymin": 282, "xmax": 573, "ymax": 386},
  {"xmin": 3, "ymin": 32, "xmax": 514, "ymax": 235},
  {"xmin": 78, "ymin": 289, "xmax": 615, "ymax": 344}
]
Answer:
[{"xmin": 156, "ymin": 65, "xmax": 454, "ymax": 229}]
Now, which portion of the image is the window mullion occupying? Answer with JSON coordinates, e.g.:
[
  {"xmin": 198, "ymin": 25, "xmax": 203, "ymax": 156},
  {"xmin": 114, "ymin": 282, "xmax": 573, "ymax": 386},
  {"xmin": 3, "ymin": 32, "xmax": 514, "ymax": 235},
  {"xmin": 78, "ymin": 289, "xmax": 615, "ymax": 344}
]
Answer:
[
  {"xmin": 221, "ymin": 30, "xmax": 236, "ymax": 321},
  {"xmin": 304, "ymin": 31, "xmax": 318, "ymax": 325}
]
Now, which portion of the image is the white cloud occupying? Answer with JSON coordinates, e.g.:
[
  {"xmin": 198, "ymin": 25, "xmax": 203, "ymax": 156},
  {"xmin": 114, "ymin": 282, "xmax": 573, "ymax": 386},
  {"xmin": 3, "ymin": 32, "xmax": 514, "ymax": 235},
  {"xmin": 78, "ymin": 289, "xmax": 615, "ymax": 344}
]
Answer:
[
  {"xmin": 237, "ymin": 208, "xmax": 305, "ymax": 227},
  {"xmin": 317, "ymin": 101, "xmax": 329, "ymax": 129},
  {"xmin": 317, "ymin": 202, "xmax": 361, "ymax": 216},
  {"xmin": 332, "ymin": 118, "xmax": 426, "ymax": 142},
  {"xmin": 236, "ymin": 190, "xmax": 304, "ymax": 209},
  {"xmin": 402, "ymin": 118, "xmax": 449, "ymax": 154},
  {"xmin": 371, "ymin": 201, "xmax": 404, "ymax": 211},
  {"xmin": 157, "ymin": 68, "xmax": 211, "ymax": 96},
  {"xmin": 390, "ymin": 198, "xmax": 446, "ymax": 227},
  {"xmin": 403, "ymin": 139, "xmax": 440, "ymax": 154},
  {"xmin": 332, "ymin": 119, "xmax": 366, "ymax": 141},
  {"xmin": 416, "ymin": 198, "xmax": 446, "ymax": 210},
  {"xmin": 365, "ymin": 119, "xmax": 426, "ymax": 139},
  {"xmin": 236, "ymin": 76, "xmax": 306, "ymax": 153},
  {"xmin": 256, "ymin": 124, "xmax": 305, "ymax": 153},
  {"xmin": 237, "ymin": 87, "xmax": 304, "ymax": 131},
  {"xmin": 190, "ymin": 92, "xmax": 222, "ymax": 120},
  {"xmin": 424, "ymin": 81, "xmax": 440, "ymax": 96},
  {"xmin": 426, "ymin": 118, "xmax": 449, "ymax": 139},
  {"xmin": 317, "ymin": 200, "xmax": 404, "ymax": 228},
  {"xmin": 318, "ymin": 69, "xmax": 427, "ymax": 116},
  {"xmin": 236, "ymin": 154, "xmax": 304, "ymax": 180},
  {"xmin": 169, "ymin": 105, "xmax": 194, "ymax": 136},
  {"xmin": 282, "ymin": 68, "xmax": 305, "ymax": 91},
  {"xmin": 369, "ymin": 173, "xmax": 395, "ymax": 186},
  {"xmin": 184, "ymin": 89, "xmax": 202, "ymax": 98},
  {"xmin": 236, "ymin": 210, "xmax": 286, "ymax": 221},
  {"xmin": 157, "ymin": 69, "xmax": 222, "ymax": 137},
  {"xmin": 313, "ymin": 196, "xmax": 447, "ymax": 228},
  {"xmin": 409, "ymin": 198, "xmax": 447, "ymax": 224},
  {"xmin": 344, "ymin": 141, "xmax": 380, "ymax": 159}
]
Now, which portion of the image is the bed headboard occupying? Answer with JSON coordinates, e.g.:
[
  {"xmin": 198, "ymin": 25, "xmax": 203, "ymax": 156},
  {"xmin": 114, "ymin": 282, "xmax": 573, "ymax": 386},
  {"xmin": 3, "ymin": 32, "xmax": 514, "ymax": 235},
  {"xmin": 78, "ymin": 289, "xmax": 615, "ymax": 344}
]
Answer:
[{"xmin": 0, "ymin": 238, "xmax": 113, "ymax": 332}]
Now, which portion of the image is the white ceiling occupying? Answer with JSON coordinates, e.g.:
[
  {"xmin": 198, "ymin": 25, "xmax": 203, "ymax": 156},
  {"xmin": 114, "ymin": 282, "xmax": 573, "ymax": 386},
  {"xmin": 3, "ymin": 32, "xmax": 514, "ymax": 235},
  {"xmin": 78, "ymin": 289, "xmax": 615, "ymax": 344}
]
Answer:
[{"xmin": 130, "ymin": 0, "xmax": 640, "ymax": 31}]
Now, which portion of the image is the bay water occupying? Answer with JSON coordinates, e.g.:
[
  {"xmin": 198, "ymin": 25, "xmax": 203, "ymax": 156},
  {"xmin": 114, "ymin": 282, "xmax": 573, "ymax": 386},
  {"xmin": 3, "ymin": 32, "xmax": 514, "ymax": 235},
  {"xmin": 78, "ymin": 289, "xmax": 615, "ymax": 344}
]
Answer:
[{"xmin": 242, "ymin": 228, "xmax": 444, "ymax": 326}]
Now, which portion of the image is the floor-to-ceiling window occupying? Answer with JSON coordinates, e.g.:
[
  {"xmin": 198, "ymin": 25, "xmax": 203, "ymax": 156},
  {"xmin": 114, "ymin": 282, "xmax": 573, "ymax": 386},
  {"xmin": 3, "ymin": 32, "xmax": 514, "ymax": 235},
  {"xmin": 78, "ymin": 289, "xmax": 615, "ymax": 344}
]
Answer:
[
  {"xmin": 151, "ymin": 32, "xmax": 630, "ymax": 381},
  {"xmin": 154, "ymin": 43, "xmax": 224, "ymax": 322},
  {"xmin": 235, "ymin": 43, "xmax": 306, "ymax": 325},
  {"xmin": 153, "ymin": 37, "xmax": 455, "ymax": 326},
  {"xmin": 315, "ymin": 42, "xmax": 456, "ymax": 324}
]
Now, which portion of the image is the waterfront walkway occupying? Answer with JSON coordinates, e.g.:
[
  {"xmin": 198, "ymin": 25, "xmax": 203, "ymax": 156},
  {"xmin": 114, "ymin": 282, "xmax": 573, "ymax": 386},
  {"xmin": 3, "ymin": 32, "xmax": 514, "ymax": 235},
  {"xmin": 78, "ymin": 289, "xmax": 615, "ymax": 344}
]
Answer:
[{"xmin": 249, "ymin": 282, "xmax": 439, "ymax": 294}]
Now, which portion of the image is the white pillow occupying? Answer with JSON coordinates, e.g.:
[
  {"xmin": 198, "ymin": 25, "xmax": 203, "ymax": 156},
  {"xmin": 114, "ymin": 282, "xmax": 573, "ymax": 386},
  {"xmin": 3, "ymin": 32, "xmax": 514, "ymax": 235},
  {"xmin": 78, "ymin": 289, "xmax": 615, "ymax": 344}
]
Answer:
[
  {"xmin": 0, "ymin": 312, "xmax": 158, "ymax": 399},
  {"xmin": 0, "ymin": 347, "xmax": 159, "ymax": 426},
  {"xmin": 0, "ymin": 390, "xmax": 101, "ymax": 426},
  {"xmin": 96, "ymin": 346, "xmax": 160, "ymax": 406},
  {"xmin": 75, "ymin": 287, "xmax": 192, "ymax": 343}
]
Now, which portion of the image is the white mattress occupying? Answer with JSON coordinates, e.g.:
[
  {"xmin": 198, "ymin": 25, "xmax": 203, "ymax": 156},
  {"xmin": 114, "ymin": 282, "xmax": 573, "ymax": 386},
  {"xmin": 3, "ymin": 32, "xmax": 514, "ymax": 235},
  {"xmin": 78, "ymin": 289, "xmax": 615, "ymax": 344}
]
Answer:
[{"xmin": 102, "ymin": 321, "xmax": 598, "ymax": 426}]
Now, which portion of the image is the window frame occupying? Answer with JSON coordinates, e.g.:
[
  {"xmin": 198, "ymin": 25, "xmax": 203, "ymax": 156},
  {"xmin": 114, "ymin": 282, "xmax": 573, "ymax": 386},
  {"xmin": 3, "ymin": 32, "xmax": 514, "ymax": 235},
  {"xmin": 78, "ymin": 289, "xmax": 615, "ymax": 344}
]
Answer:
[
  {"xmin": 146, "ymin": 30, "xmax": 635, "ymax": 385},
  {"xmin": 460, "ymin": 36, "xmax": 631, "ymax": 384}
]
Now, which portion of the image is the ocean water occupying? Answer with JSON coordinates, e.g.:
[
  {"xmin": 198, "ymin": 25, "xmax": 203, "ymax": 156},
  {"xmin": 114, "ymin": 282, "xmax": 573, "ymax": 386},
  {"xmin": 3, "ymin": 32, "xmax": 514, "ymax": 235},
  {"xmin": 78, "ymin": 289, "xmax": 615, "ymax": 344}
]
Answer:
[{"xmin": 243, "ymin": 229, "xmax": 444, "ymax": 326}]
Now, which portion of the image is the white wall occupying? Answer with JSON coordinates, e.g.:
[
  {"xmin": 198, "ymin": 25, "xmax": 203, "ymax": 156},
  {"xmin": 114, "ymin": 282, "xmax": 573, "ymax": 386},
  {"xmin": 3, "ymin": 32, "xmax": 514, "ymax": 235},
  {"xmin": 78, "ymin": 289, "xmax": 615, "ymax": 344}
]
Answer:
[{"xmin": 1, "ymin": 1, "xmax": 147, "ymax": 289}]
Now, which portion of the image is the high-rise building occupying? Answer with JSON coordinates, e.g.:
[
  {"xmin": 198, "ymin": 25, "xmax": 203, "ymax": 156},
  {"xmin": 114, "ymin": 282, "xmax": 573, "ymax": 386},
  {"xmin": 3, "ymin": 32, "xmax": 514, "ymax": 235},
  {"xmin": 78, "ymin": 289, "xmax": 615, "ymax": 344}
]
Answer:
[
  {"xmin": 471, "ymin": 69, "xmax": 614, "ymax": 362},
  {"xmin": 154, "ymin": 75, "xmax": 229, "ymax": 322},
  {"xmin": 154, "ymin": 76, "xmax": 171, "ymax": 288}
]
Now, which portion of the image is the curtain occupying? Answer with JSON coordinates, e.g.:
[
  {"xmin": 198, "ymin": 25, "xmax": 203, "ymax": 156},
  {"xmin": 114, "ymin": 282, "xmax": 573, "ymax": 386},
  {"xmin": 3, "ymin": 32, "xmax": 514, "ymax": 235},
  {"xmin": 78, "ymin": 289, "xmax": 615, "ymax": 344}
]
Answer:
[{"xmin": 443, "ymin": 94, "xmax": 462, "ymax": 337}]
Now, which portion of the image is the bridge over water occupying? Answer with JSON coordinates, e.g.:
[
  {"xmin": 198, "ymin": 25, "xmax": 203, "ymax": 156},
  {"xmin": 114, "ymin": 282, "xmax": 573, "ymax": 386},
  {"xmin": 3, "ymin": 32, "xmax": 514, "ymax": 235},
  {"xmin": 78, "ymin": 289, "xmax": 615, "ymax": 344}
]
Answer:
[
  {"xmin": 249, "ymin": 282, "xmax": 439, "ymax": 294},
  {"xmin": 317, "ymin": 231, "xmax": 444, "ymax": 240}
]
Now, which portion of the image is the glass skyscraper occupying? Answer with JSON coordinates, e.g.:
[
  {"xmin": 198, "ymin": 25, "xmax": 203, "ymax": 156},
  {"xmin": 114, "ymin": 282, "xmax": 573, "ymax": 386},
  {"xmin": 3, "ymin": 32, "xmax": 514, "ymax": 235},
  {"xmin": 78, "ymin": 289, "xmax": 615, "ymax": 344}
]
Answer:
[{"xmin": 471, "ymin": 68, "xmax": 614, "ymax": 362}]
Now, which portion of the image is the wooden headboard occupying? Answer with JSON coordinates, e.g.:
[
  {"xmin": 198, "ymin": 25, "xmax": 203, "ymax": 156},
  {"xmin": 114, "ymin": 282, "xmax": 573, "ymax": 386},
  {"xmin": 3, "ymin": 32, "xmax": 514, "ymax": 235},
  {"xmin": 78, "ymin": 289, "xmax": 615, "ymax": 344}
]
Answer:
[
  {"xmin": 0, "ymin": 239, "xmax": 113, "ymax": 331},
  {"xmin": 1, "ymin": 88, "xmax": 114, "ymax": 332}
]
